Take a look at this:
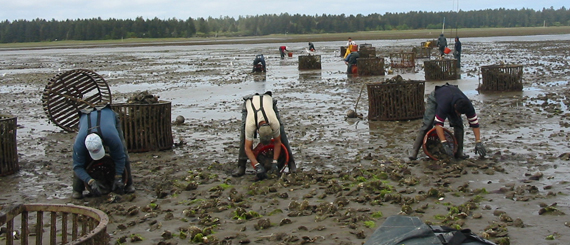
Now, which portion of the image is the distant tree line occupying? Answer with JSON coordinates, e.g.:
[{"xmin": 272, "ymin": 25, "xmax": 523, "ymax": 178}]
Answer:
[{"xmin": 0, "ymin": 7, "xmax": 568, "ymax": 43}]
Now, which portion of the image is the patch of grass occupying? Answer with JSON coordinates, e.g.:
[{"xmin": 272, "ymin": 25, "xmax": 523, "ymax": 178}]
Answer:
[
  {"xmin": 371, "ymin": 211, "xmax": 383, "ymax": 218},
  {"xmin": 472, "ymin": 195, "xmax": 484, "ymax": 202},
  {"xmin": 448, "ymin": 206, "xmax": 460, "ymax": 215},
  {"xmin": 189, "ymin": 199, "xmax": 205, "ymax": 205},
  {"xmin": 434, "ymin": 214, "xmax": 446, "ymax": 220},
  {"xmin": 191, "ymin": 233, "xmax": 204, "ymax": 243},
  {"xmin": 232, "ymin": 209, "xmax": 261, "ymax": 220},
  {"xmin": 268, "ymin": 209, "xmax": 283, "ymax": 216},
  {"xmin": 380, "ymin": 189, "xmax": 392, "ymax": 197},
  {"xmin": 545, "ymin": 234, "xmax": 556, "ymax": 240},
  {"xmin": 218, "ymin": 183, "xmax": 233, "ymax": 190},
  {"xmin": 364, "ymin": 221, "xmax": 376, "ymax": 228}
]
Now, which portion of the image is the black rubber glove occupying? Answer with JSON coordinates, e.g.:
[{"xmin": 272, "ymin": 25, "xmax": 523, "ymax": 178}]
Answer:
[
  {"xmin": 270, "ymin": 160, "xmax": 279, "ymax": 174},
  {"xmin": 88, "ymin": 179, "xmax": 104, "ymax": 197},
  {"xmin": 441, "ymin": 141, "xmax": 454, "ymax": 156},
  {"xmin": 255, "ymin": 163, "xmax": 267, "ymax": 180},
  {"xmin": 113, "ymin": 175, "xmax": 125, "ymax": 194},
  {"xmin": 475, "ymin": 142, "xmax": 487, "ymax": 157}
]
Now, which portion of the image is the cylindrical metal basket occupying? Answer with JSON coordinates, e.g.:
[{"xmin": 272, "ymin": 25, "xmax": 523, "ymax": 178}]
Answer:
[
  {"xmin": 367, "ymin": 81, "xmax": 425, "ymax": 121},
  {"xmin": 357, "ymin": 57, "xmax": 385, "ymax": 76},
  {"xmin": 424, "ymin": 59, "xmax": 459, "ymax": 81},
  {"xmin": 359, "ymin": 46, "xmax": 376, "ymax": 58},
  {"xmin": 0, "ymin": 114, "xmax": 18, "ymax": 176},
  {"xmin": 0, "ymin": 203, "xmax": 109, "ymax": 245},
  {"xmin": 42, "ymin": 69, "xmax": 112, "ymax": 132},
  {"xmin": 479, "ymin": 65, "xmax": 523, "ymax": 91},
  {"xmin": 298, "ymin": 55, "xmax": 322, "ymax": 70},
  {"xmin": 389, "ymin": 52, "xmax": 416, "ymax": 68},
  {"xmin": 111, "ymin": 101, "xmax": 173, "ymax": 152},
  {"xmin": 422, "ymin": 127, "xmax": 457, "ymax": 161},
  {"xmin": 413, "ymin": 47, "xmax": 431, "ymax": 59},
  {"xmin": 340, "ymin": 46, "xmax": 347, "ymax": 57}
]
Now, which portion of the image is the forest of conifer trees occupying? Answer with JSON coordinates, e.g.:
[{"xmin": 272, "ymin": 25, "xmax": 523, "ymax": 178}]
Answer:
[{"xmin": 0, "ymin": 7, "xmax": 568, "ymax": 43}]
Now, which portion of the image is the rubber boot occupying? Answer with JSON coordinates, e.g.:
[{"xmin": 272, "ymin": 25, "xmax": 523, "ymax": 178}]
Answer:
[
  {"xmin": 125, "ymin": 185, "xmax": 136, "ymax": 193},
  {"xmin": 408, "ymin": 131, "xmax": 425, "ymax": 160},
  {"xmin": 232, "ymin": 160, "xmax": 247, "ymax": 177},
  {"xmin": 288, "ymin": 161, "xmax": 297, "ymax": 173},
  {"xmin": 72, "ymin": 175, "xmax": 84, "ymax": 199},
  {"xmin": 453, "ymin": 127, "xmax": 468, "ymax": 159}
]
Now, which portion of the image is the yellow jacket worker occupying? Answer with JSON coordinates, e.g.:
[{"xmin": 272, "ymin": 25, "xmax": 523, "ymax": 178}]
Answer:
[{"xmin": 344, "ymin": 37, "xmax": 357, "ymax": 59}]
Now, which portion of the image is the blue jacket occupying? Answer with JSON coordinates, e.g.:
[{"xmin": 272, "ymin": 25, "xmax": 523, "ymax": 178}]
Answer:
[
  {"xmin": 455, "ymin": 40, "xmax": 462, "ymax": 52},
  {"xmin": 72, "ymin": 107, "xmax": 126, "ymax": 183}
]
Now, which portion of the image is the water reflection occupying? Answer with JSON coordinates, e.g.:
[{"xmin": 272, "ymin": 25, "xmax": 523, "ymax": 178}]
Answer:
[{"xmin": 298, "ymin": 71, "xmax": 322, "ymax": 82}]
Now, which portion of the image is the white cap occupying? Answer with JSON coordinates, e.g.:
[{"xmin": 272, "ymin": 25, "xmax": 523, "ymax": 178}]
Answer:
[{"xmin": 85, "ymin": 133, "xmax": 105, "ymax": 160}]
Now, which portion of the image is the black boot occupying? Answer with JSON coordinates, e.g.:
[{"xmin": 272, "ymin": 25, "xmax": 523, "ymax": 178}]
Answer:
[
  {"xmin": 454, "ymin": 127, "xmax": 468, "ymax": 159},
  {"xmin": 288, "ymin": 161, "xmax": 297, "ymax": 173},
  {"xmin": 232, "ymin": 160, "xmax": 247, "ymax": 177}
]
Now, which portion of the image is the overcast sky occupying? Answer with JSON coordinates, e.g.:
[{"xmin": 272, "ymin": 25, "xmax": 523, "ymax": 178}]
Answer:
[{"xmin": 0, "ymin": 0, "xmax": 567, "ymax": 21}]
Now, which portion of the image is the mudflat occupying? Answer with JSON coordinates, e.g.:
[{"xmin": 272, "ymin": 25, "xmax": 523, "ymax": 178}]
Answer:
[{"xmin": 1, "ymin": 29, "xmax": 570, "ymax": 244}]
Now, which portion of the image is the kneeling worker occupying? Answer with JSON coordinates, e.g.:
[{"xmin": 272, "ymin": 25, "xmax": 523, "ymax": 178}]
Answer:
[
  {"xmin": 344, "ymin": 51, "xmax": 359, "ymax": 74},
  {"xmin": 252, "ymin": 54, "xmax": 266, "ymax": 72},
  {"xmin": 71, "ymin": 105, "xmax": 135, "ymax": 199},
  {"xmin": 409, "ymin": 83, "xmax": 487, "ymax": 160},
  {"xmin": 232, "ymin": 91, "xmax": 296, "ymax": 179}
]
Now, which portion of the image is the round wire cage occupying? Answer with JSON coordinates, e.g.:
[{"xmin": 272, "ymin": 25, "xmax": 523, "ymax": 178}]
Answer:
[
  {"xmin": 42, "ymin": 69, "xmax": 112, "ymax": 132},
  {"xmin": 422, "ymin": 127, "xmax": 457, "ymax": 160}
]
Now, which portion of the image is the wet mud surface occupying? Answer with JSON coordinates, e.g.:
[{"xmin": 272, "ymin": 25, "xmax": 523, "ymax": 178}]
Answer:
[{"xmin": 1, "ymin": 34, "xmax": 570, "ymax": 244}]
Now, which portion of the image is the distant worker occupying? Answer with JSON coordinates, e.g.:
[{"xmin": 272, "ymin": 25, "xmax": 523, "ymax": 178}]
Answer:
[
  {"xmin": 454, "ymin": 37, "xmax": 462, "ymax": 67},
  {"xmin": 436, "ymin": 33, "xmax": 447, "ymax": 58},
  {"xmin": 408, "ymin": 83, "xmax": 487, "ymax": 160},
  {"xmin": 252, "ymin": 54, "xmax": 266, "ymax": 72},
  {"xmin": 232, "ymin": 91, "xmax": 297, "ymax": 180},
  {"xmin": 71, "ymin": 105, "xmax": 135, "ymax": 199},
  {"xmin": 344, "ymin": 50, "xmax": 359, "ymax": 74},
  {"xmin": 279, "ymin": 46, "xmax": 288, "ymax": 59},
  {"xmin": 344, "ymin": 37, "xmax": 357, "ymax": 59},
  {"xmin": 308, "ymin": 42, "xmax": 316, "ymax": 52}
]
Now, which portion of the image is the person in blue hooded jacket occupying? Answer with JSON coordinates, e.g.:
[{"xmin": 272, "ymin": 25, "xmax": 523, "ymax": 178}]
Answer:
[{"xmin": 71, "ymin": 106, "xmax": 135, "ymax": 199}]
